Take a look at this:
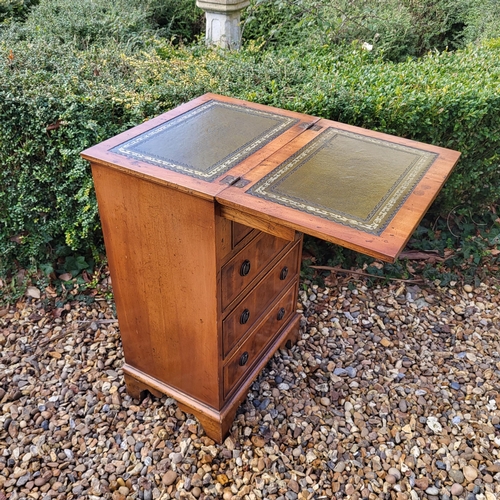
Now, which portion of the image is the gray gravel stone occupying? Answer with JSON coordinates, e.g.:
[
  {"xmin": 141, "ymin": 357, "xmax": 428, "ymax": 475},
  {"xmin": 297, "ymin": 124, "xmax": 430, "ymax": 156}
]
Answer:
[
  {"xmin": 449, "ymin": 469, "xmax": 465, "ymax": 483},
  {"xmin": 426, "ymin": 486, "xmax": 439, "ymax": 495},
  {"xmin": 1, "ymin": 276, "xmax": 500, "ymax": 499}
]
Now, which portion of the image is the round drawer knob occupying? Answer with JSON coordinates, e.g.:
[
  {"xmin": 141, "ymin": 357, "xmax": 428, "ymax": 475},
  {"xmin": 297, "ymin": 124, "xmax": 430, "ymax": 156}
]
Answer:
[
  {"xmin": 279, "ymin": 266, "xmax": 288, "ymax": 280},
  {"xmin": 240, "ymin": 260, "xmax": 251, "ymax": 276},
  {"xmin": 240, "ymin": 309, "xmax": 250, "ymax": 324},
  {"xmin": 239, "ymin": 351, "xmax": 249, "ymax": 366},
  {"xmin": 277, "ymin": 307, "xmax": 286, "ymax": 321}
]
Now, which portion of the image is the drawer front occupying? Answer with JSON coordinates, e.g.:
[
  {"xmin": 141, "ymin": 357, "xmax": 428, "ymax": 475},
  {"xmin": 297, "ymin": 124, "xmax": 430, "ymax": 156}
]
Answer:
[
  {"xmin": 222, "ymin": 241, "xmax": 301, "ymax": 358},
  {"xmin": 223, "ymin": 285, "xmax": 296, "ymax": 398},
  {"xmin": 221, "ymin": 232, "xmax": 290, "ymax": 309},
  {"xmin": 232, "ymin": 222, "xmax": 254, "ymax": 248}
]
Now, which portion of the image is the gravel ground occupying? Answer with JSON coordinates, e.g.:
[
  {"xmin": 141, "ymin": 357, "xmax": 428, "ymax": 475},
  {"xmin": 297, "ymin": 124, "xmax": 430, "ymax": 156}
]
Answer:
[{"xmin": 1, "ymin": 273, "xmax": 500, "ymax": 500}]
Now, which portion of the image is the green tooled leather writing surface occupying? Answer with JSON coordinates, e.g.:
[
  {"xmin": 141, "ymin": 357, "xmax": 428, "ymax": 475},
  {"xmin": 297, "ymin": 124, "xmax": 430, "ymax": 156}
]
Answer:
[
  {"xmin": 249, "ymin": 127, "xmax": 437, "ymax": 235},
  {"xmin": 111, "ymin": 100, "xmax": 298, "ymax": 181}
]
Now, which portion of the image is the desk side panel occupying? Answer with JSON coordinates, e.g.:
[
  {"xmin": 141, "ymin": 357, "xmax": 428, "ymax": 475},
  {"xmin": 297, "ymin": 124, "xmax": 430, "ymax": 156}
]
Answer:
[{"xmin": 92, "ymin": 163, "xmax": 220, "ymax": 408}]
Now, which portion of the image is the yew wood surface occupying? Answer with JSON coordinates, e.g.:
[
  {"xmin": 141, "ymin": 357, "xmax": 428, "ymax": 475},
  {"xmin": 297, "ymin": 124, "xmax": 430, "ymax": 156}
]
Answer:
[
  {"xmin": 92, "ymin": 164, "xmax": 221, "ymax": 408},
  {"xmin": 220, "ymin": 231, "xmax": 291, "ymax": 310},
  {"xmin": 222, "ymin": 241, "xmax": 300, "ymax": 357},
  {"xmin": 83, "ymin": 93, "xmax": 459, "ymax": 442},
  {"xmin": 122, "ymin": 309, "xmax": 301, "ymax": 443},
  {"xmin": 232, "ymin": 221, "xmax": 254, "ymax": 248},
  {"xmin": 214, "ymin": 209, "xmax": 233, "ymax": 265},
  {"xmin": 215, "ymin": 216, "xmax": 262, "ymax": 270},
  {"xmin": 216, "ymin": 118, "xmax": 461, "ymax": 262},
  {"xmin": 223, "ymin": 283, "xmax": 297, "ymax": 398},
  {"xmin": 220, "ymin": 205, "xmax": 296, "ymax": 241},
  {"xmin": 81, "ymin": 93, "xmax": 318, "ymax": 202}
]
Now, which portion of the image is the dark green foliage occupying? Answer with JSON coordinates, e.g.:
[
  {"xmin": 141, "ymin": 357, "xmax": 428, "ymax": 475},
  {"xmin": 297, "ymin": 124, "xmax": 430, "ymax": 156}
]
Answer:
[
  {"xmin": 147, "ymin": 0, "xmax": 204, "ymax": 43},
  {"xmin": 0, "ymin": 0, "xmax": 39, "ymax": 23},
  {"xmin": 408, "ymin": 209, "xmax": 500, "ymax": 283},
  {"xmin": 16, "ymin": 0, "xmax": 157, "ymax": 49},
  {"xmin": 2, "ymin": 0, "xmax": 203, "ymax": 47},
  {"xmin": 0, "ymin": 40, "xmax": 143, "ymax": 277},
  {"xmin": 463, "ymin": 0, "xmax": 500, "ymax": 43},
  {"xmin": 305, "ymin": 209, "xmax": 500, "ymax": 287},
  {"xmin": 242, "ymin": 0, "xmax": 497, "ymax": 61},
  {"xmin": 0, "ymin": 0, "xmax": 499, "ymax": 286}
]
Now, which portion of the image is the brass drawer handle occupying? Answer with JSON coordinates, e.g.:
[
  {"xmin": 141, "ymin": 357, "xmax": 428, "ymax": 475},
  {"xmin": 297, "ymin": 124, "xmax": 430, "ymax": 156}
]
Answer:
[
  {"xmin": 277, "ymin": 307, "xmax": 286, "ymax": 321},
  {"xmin": 240, "ymin": 309, "xmax": 250, "ymax": 324},
  {"xmin": 280, "ymin": 266, "xmax": 288, "ymax": 280},
  {"xmin": 239, "ymin": 351, "xmax": 249, "ymax": 366},
  {"xmin": 240, "ymin": 259, "xmax": 251, "ymax": 276}
]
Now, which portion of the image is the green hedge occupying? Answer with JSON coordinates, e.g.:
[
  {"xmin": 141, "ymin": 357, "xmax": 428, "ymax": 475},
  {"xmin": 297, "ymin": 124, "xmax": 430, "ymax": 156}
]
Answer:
[
  {"xmin": 132, "ymin": 41, "xmax": 500, "ymax": 213},
  {"xmin": 242, "ymin": 0, "xmax": 500, "ymax": 61},
  {"xmin": 289, "ymin": 42, "xmax": 500, "ymax": 214},
  {"xmin": 0, "ymin": 0, "xmax": 39, "ymax": 23},
  {"xmin": 1, "ymin": 26, "xmax": 499, "ymax": 275}
]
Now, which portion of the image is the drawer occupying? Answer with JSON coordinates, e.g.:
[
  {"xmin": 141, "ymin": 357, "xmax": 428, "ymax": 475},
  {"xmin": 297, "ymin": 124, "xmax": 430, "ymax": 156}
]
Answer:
[
  {"xmin": 222, "ymin": 241, "xmax": 301, "ymax": 358},
  {"xmin": 232, "ymin": 222, "xmax": 254, "ymax": 248},
  {"xmin": 221, "ymin": 232, "xmax": 290, "ymax": 310},
  {"xmin": 223, "ymin": 284, "xmax": 296, "ymax": 398}
]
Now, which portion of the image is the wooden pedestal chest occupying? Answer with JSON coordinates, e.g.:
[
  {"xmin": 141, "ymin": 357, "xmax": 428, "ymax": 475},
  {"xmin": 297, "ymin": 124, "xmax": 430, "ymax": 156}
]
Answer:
[{"xmin": 82, "ymin": 94, "xmax": 460, "ymax": 442}]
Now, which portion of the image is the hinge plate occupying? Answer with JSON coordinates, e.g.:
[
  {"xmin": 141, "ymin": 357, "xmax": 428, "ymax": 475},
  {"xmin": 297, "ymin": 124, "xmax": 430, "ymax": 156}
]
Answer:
[
  {"xmin": 220, "ymin": 175, "xmax": 250, "ymax": 188},
  {"xmin": 300, "ymin": 122, "xmax": 322, "ymax": 132}
]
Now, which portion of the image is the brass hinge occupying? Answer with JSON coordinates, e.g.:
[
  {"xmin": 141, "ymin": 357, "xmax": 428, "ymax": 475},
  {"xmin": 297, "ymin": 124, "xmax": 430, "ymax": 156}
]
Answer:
[
  {"xmin": 220, "ymin": 175, "xmax": 250, "ymax": 188},
  {"xmin": 300, "ymin": 122, "xmax": 322, "ymax": 132}
]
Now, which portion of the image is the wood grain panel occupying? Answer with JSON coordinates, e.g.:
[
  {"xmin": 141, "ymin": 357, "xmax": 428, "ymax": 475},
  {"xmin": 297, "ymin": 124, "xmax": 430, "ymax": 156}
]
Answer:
[
  {"xmin": 221, "ymin": 205, "xmax": 295, "ymax": 241},
  {"xmin": 232, "ymin": 221, "xmax": 254, "ymax": 248},
  {"xmin": 222, "ymin": 241, "xmax": 301, "ymax": 357},
  {"xmin": 223, "ymin": 284, "xmax": 297, "ymax": 398},
  {"xmin": 92, "ymin": 163, "xmax": 221, "ymax": 407},
  {"xmin": 220, "ymin": 231, "xmax": 291, "ymax": 310}
]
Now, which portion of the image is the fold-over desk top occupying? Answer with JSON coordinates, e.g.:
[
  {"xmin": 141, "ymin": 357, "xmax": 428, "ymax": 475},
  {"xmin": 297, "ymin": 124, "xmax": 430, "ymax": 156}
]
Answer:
[{"xmin": 81, "ymin": 93, "xmax": 460, "ymax": 262}]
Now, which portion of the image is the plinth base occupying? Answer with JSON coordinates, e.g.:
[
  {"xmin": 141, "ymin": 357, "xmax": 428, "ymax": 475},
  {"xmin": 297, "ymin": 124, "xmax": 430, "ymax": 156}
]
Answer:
[
  {"xmin": 123, "ymin": 313, "xmax": 300, "ymax": 442},
  {"xmin": 196, "ymin": 0, "xmax": 249, "ymax": 49}
]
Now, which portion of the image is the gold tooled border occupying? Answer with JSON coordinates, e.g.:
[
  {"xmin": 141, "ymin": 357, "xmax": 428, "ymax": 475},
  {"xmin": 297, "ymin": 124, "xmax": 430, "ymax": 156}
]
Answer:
[
  {"xmin": 111, "ymin": 100, "xmax": 299, "ymax": 182},
  {"xmin": 250, "ymin": 127, "xmax": 438, "ymax": 235}
]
